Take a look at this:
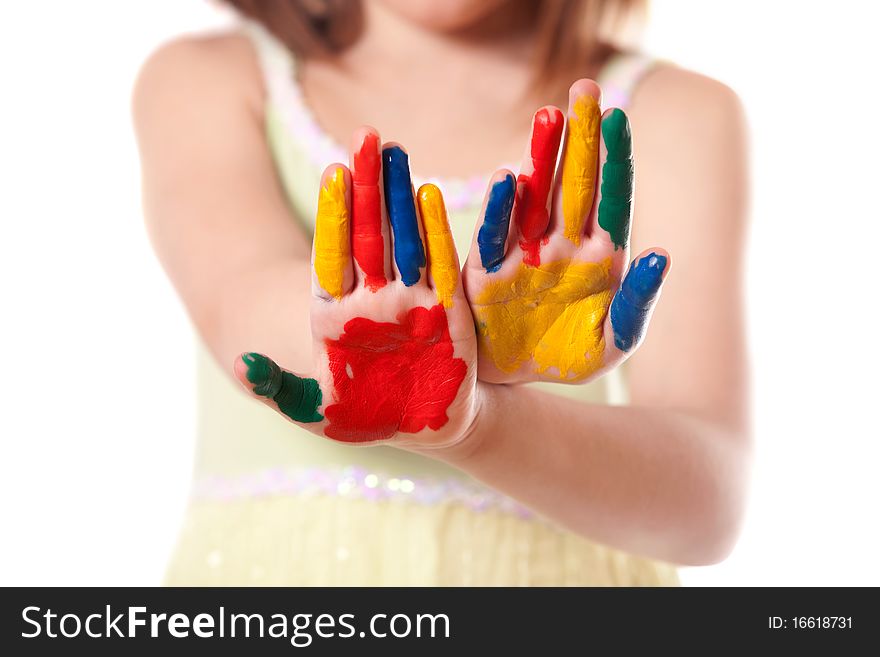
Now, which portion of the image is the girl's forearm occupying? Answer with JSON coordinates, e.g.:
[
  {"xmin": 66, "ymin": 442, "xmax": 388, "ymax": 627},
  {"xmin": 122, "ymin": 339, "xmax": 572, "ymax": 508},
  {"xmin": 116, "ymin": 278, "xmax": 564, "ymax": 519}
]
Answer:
[
  {"xmin": 432, "ymin": 383, "xmax": 751, "ymax": 566},
  {"xmin": 200, "ymin": 258, "xmax": 315, "ymax": 375}
]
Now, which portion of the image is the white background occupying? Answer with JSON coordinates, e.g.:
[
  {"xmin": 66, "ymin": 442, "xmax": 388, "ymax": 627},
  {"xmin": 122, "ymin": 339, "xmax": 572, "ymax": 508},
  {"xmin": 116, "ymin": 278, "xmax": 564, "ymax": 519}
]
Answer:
[{"xmin": 1, "ymin": 1, "xmax": 878, "ymax": 586}]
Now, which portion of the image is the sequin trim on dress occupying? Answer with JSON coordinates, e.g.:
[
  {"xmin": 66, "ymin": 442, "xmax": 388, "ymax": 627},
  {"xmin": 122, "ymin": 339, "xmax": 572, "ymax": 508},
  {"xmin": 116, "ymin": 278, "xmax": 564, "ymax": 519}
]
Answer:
[{"xmin": 192, "ymin": 466, "xmax": 536, "ymax": 519}]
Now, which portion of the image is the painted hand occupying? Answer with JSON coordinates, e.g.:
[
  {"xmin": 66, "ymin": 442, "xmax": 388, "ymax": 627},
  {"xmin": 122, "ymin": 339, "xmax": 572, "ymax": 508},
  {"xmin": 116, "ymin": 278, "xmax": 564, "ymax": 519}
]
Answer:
[
  {"xmin": 234, "ymin": 128, "xmax": 479, "ymax": 447},
  {"xmin": 463, "ymin": 79, "xmax": 671, "ymax": 384}
]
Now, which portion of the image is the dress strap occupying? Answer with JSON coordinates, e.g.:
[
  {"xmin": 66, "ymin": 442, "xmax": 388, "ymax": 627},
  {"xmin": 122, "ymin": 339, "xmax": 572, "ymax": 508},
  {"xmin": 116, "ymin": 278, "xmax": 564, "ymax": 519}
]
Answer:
[
  {"xmin": 596, "ymin": 52, "xmax": 666, "ymax": 110},
  {"xmin": 240, "ymin": 20, "xmax": 297, "ymax": 106},
  {"xmin": 238, "ymin": 18, "xmax": 494, "ymax": 210},
  {"xmin": 240, "ymin": 19, "xmax": 351, "ymax": 176}
]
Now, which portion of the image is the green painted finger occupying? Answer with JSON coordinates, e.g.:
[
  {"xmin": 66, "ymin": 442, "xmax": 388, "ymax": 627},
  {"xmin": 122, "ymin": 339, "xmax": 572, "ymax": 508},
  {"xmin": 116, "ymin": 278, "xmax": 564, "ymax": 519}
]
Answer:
[
  {"xmin": 598, "ymin": 108, "xmax": 634, "ymax": 250},
  {"xmin": 241, "ymin": 352, "xmax": 323, "ymax": 423}
]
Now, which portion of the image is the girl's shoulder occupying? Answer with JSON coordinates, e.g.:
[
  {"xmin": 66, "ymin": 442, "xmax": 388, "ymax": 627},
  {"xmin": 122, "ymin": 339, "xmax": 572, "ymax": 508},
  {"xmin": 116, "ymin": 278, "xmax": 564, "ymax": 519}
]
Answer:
[
  {"xmin": 603, "ymin": 55, "xmax": 747, "ymax": 192},
  {"xmin": 133, "ymin": 31, "xmax": 264, "ymax": 125},
  {"xmin": 625, "ymin": 60, "xmax": 745, "ymax": 137}
]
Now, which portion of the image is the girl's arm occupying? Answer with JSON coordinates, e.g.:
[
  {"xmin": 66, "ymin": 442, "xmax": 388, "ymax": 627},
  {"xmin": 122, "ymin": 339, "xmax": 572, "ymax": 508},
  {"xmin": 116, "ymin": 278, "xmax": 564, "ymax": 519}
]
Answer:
[
  {"xmin": 437, "ymin": 384, "xmax": 748, "ymax": 566},
  {"xmin": 435, "ymin": 69, "xmax": 751, "ymax": 567},
  {"xmin": 133, "ymin": 35, "xmax": 314, "ymax": 374}
]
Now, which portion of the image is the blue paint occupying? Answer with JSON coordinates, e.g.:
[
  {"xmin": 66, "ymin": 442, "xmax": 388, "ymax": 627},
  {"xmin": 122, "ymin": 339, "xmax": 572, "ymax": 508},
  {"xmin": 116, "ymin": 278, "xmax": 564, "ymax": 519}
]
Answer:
[
  {"xmin": 382, "ymin": 146, "xmax": 425, "ymax": 285},
  {"xmin": 478, "ymin": 174, "xmax": 515, "ymax": 272},
  {"xmin": 610, "ymin": 252, "xmax": 667, "ymax": 352}
]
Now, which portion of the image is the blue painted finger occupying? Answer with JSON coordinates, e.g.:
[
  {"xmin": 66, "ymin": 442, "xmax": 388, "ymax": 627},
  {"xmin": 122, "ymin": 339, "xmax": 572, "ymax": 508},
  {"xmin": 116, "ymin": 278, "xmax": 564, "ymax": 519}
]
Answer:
[
  {"xmin": 382, "ymin": 146, "xmax": 425, "ymax": 285},
  {"xmin": 478, "ymin": 174, "xmax": 515, "ymax": 272},
  {"xmin": 610, "ymin": 252, "xmax": 668, "ymax": 352}
]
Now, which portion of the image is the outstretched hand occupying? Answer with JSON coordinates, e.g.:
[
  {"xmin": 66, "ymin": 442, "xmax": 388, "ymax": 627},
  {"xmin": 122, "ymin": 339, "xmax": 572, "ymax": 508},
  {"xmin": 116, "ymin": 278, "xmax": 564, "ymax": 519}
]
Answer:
[
  {"xmin": 234, "ymin": 127, "xmax": 480, "ymax": 448},
  {"xmin": 463, "ymin": 79, "xmax": 671, "ymax": 384}
]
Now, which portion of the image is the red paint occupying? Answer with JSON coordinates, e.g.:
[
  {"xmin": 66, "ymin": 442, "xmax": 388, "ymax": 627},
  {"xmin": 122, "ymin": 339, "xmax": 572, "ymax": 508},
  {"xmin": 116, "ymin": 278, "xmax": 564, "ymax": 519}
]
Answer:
[
  {"xmin": 323, "ymin": 304, "xmax": 467, "ymax": 443},
  {"xmin": 515, "ymin": 107, "xmax": 564, "ymax": 266},
  {"xmin": 351, "ymin": 132, "xmax": 387, "ymax": 291}
]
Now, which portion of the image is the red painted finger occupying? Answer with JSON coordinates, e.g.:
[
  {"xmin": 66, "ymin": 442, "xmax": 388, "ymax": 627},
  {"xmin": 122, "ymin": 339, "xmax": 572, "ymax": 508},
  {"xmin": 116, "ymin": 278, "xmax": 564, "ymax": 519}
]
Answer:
[
  {"xmin": 351, "ymin": 130, "xmax": 388, "ymax": 291},
  {"xmin": 515, "ymin": 106, "xmax": 564, "ymax": 266}
]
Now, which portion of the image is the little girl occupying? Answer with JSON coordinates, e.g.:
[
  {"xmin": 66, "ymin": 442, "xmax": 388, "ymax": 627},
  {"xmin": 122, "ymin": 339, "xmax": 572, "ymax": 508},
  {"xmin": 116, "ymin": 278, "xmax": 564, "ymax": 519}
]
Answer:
[{"xmin": 134, "ymin": 0, "xmax": 750, "ymax": 585}]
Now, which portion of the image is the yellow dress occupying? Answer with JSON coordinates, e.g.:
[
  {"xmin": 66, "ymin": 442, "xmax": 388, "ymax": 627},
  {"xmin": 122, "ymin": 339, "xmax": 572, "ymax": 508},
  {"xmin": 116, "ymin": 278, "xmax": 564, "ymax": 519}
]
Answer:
[{"xmin": 164, "ymin": 22, "xmax": 679, "ymax": 586}]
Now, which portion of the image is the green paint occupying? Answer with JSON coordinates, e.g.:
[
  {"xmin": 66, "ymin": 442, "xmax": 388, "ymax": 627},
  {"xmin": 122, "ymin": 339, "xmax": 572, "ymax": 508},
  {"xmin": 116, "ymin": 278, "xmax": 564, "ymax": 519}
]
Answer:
[
  {"xmin": 598, "ymin": 108, "xmax": 634, "ymax": 250},
  {"xmin": 242, "ymin": 352, "xmax": 323, "ymax": 423}
]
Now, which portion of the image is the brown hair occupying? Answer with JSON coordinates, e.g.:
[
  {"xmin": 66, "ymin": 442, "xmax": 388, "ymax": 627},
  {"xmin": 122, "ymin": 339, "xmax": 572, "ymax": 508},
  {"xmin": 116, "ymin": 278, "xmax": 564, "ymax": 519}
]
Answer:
[{"xmin": 225, "ymin": 0, "xmax": 645, "ymax": 86}]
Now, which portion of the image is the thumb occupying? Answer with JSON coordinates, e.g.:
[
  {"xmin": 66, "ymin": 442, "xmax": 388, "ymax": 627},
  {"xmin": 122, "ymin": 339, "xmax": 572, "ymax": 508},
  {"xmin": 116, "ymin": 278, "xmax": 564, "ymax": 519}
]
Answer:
[
  {"xmin": 609, "ymin": 249, "xmax": 670, "ymax": 352},
  {"xmin": 234, "ymin": 352, "xmax": 323, "ymax": 424}
]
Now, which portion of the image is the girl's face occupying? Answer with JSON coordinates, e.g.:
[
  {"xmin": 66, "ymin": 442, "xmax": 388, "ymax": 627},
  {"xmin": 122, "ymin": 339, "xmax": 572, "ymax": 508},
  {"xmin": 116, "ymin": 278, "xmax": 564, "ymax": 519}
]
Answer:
[{"xmin": 374, "ymin": 0, "xmax": 517, "ymax": 32}]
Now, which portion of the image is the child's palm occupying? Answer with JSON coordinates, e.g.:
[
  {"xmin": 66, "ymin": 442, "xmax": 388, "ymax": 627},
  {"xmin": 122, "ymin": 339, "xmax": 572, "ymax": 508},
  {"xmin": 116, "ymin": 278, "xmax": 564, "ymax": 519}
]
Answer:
[
  {"xmin": 236, "ymin": 129, "xmax": 478, "ymax": 448},
  {"xmin": 463, "ymin": 80, "xmax": 670, "ymax": 384}
]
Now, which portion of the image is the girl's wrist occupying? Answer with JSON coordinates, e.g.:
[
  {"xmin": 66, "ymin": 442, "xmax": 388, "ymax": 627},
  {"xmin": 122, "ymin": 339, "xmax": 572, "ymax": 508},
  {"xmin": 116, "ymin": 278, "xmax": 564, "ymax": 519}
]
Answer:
[{"xmin": 409, "ymin": 382, "xmax": 504, "ymax": 468}]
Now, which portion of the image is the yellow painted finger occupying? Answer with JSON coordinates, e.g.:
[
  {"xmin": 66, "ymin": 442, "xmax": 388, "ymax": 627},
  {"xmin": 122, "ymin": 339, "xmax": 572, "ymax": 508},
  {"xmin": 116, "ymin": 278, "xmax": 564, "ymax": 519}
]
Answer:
[
  {"xmin": 417, "ymin": 184, "xmax": 458, "ymax": 308},
  {"xmin": 314, "ymin": 167, "xmax": 350, "ymax": 299},
  {"xmin": 561, "ymin": 95, "xmax": 601, "ymax": 246}
]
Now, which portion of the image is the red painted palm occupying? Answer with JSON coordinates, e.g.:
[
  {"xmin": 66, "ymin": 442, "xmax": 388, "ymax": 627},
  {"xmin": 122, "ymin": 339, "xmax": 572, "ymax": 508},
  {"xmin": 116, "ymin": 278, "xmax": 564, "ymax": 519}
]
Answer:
[{"xmin": 234, "ymin": 128, "xmax": 479, "ymax": 448}]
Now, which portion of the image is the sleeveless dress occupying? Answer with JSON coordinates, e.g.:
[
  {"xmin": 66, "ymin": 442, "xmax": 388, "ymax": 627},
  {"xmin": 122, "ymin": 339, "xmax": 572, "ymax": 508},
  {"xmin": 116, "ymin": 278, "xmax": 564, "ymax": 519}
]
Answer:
[{"xmin": 163, "ymin": 22, "xmax": 679, "ymax": 586}]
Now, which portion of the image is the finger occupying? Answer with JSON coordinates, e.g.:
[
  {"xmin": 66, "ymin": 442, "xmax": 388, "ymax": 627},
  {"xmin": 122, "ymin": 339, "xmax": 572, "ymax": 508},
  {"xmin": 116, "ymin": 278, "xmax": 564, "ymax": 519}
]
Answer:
[
  {"xmin": 558, "ymin": 79, "xmax": 602, "ymax": 246},
  {"xmin": 514, "ymin": 106, "xmax": 564, "ymax": 266},
  {"xmin": 417, "ymin": 183, "xmax": 460, "ymax": 308},
  {"xmin": 235, "ymin": 352, "xmax": 324, "ymax": 424},
  {"xmin": 350, "ymin": 126, "xmax": 392, "ymax": 290},
  {"xmin": 312, "ymin": 164, "xmax": 353, "ymax": 300},
  {"xmin": 591, "ymin": 107, "xmax": 634, "ymax": 251},
  {"xmin": 466, "ymin": 169, "xmax": 516, "ymax": 273},
  {"xmin": 608, "ymin": 249, "xmax": 670, "ymax": 352},
  {"xmin": 382, "ymin": 144, "xmax": 426, "ymax": 286}
]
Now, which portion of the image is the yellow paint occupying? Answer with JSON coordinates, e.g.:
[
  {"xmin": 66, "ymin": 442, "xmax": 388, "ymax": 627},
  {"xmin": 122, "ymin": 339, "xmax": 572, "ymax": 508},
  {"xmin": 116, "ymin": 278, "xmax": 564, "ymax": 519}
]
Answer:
[
  {"xmin": 473, "ymin": 257, "xmax": 613, "ymax": 381},
  {"xmin": 314, "ymin": 167, "xmax": 349, "ymax": 299},
  {"xmin": 417, "ymin": 184, "xmax": 458, "ymax": 308},
  {"xmin": 561, "ymin": 95, "xmax": 601, "ymax": 246}
]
